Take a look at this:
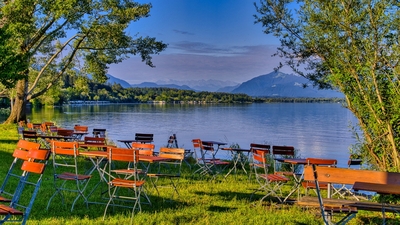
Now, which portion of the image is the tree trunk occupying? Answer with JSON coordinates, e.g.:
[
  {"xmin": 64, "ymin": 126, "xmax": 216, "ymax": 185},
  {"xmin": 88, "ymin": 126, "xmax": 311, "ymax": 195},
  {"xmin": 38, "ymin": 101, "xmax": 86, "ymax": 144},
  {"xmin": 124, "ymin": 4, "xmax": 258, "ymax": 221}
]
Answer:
[{"xmin": 4, "ymin": 79, "xmax": 28, "ymax": 124}]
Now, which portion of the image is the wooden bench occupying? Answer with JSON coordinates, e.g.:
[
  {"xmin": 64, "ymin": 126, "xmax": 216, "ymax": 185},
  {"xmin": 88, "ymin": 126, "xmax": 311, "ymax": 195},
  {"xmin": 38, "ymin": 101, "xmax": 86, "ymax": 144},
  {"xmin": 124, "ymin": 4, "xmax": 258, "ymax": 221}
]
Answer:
[{"xmin": 297, "ymin": 165, "xmax": 400, "ymax": 224}]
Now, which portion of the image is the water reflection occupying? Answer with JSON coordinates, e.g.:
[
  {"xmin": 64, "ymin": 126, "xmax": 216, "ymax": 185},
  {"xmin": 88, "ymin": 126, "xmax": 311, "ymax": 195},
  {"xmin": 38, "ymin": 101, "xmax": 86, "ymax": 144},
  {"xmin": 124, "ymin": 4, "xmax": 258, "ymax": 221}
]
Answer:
[{"xmin": 23, "ymin": 103, "xmax": 359, "ymax": 167}]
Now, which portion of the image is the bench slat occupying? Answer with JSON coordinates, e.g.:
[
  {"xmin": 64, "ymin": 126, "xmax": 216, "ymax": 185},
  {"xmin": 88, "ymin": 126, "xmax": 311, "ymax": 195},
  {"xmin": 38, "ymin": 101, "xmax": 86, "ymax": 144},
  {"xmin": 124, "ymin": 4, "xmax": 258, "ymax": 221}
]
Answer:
[{"xmin": 303, "ymin": 166, "xmax": 400, "ymax": 185}]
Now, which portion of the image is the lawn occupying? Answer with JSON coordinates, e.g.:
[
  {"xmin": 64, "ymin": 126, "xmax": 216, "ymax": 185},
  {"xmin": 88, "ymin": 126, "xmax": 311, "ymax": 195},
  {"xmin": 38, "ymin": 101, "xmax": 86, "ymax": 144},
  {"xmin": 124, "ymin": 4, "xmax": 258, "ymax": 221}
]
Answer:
[{"xmin": 0, "ymin": 124, "xmax": 394, "ymax": 224}]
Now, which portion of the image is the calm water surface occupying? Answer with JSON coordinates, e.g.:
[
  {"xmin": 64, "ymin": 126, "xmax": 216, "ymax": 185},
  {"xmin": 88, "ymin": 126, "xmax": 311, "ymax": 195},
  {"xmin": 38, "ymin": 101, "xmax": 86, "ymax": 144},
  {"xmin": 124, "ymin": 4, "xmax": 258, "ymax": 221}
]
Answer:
[{"xmin": 27, "ymin": 103, "xmax": 359, "ymax": 167}]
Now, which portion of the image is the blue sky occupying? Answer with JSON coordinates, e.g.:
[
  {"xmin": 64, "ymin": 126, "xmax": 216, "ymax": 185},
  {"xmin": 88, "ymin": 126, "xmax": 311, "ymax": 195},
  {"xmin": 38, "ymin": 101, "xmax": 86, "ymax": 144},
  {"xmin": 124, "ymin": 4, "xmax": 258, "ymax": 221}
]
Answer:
[{"xmin": 107, "ymin": 0, "xmax": 291, "ymax": 84}]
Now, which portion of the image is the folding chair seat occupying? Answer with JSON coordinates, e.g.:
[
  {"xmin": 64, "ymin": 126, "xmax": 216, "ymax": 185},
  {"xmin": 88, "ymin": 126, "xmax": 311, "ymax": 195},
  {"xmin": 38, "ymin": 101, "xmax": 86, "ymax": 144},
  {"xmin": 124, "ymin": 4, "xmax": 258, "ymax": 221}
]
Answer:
[
  {"xmin": 46, "ymin": 141, "xmax": 91, "ymax": 211},
  {"xmin": 147, "ymin": 147, "xmax": 185, "ymax": 199},
  {"xmin": 0, "ymin": 148, "xmax": 49, "ymax": 225},
  {"xmin": 103, "ymin": 147, "xmax": 145, "ymax": 224},
  {"xmin": 301, "ymin": 158, "xmax": 337, "ymax": 197},
  {"xmin": 0, "ymin": 140, "xmax": 41, "ymax": 203},
  {"xmin": 250, "ymin": 149, "xmax": 289, "ymax": 203}
]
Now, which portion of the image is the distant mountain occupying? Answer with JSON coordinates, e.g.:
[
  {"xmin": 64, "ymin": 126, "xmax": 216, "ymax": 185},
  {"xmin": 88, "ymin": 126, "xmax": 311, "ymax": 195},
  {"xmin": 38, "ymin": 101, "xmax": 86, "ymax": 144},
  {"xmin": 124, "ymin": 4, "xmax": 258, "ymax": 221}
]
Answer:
[
  {"xmin": 106, "ymin": 74, "xmax": 131, "ymax": 88},
  {"xmin": 231, "ymin": 71, "xmax": 344, "ymax": 98},
  {"xmin": 130, "ymin": 82, "xmax": 194, "ymax": 90},
  {"xmin": 217, "ymin": 84, "xmax": 240, "ymax": 93},
  {"xmin": 156, "ymin": 79, "xmax": 239, "ymax": 92},
  {"xmin": 103, "ymin": 71, "xmax": 343, "ymax": 98}
]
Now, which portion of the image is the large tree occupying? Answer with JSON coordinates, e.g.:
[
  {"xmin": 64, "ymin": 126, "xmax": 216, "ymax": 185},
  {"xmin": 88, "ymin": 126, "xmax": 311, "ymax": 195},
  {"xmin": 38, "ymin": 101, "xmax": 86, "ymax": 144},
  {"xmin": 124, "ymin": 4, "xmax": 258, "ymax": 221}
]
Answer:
[
  {"xmin": 255, "ymin": 0, "xmax": 400, "ymax": 171},
  {"xmin": 0, "ymin": 0, "xmax": 167, "ymax": 123}
]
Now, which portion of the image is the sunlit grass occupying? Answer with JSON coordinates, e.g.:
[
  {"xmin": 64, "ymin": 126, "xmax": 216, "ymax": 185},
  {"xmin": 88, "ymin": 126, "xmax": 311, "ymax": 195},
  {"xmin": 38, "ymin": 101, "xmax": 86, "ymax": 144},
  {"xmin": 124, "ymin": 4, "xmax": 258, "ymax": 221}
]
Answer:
[{"xmin": 0, "ymin": 124, "xmax": 393, "ymax": 224}]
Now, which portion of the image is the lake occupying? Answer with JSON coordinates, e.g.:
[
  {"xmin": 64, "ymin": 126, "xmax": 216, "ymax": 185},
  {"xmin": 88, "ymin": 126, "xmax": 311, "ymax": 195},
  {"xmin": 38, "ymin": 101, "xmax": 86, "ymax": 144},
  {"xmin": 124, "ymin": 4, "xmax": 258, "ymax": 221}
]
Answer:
[{"xmin": 25, "ymin": 102, "xmax": 359, "ymax": 167}]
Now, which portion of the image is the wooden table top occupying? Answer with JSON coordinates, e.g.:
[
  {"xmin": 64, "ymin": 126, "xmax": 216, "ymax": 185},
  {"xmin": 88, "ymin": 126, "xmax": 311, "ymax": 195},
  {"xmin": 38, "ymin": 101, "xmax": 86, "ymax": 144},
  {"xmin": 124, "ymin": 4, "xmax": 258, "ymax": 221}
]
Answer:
[
  {"xmin": 79, "ymin": 151, "xmax": 170, "ymax": 163},
  {"xmin": 353, "ymin": 182, "xmax": 400, "ymax": 195}
]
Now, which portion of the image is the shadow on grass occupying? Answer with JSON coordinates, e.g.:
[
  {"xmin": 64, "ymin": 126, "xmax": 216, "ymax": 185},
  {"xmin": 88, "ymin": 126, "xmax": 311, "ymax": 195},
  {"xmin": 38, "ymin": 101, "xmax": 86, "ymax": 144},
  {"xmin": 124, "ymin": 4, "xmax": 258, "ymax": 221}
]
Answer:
[
  {"xmin": 207, "ymin": 205, "xmax": 237, "ymax": 212},
  {"xmin": 0, "ymin": 139, "xmax": 18, "ymax": 144}
]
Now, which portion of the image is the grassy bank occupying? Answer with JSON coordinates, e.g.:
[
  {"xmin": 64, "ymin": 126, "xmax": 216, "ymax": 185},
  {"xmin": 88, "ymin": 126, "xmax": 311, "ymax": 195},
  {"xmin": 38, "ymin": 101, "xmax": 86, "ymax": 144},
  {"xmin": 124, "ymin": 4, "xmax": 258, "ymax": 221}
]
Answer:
[{"xmin": 0, "ymin": 124, "xmax": 393, "ymax": 224}]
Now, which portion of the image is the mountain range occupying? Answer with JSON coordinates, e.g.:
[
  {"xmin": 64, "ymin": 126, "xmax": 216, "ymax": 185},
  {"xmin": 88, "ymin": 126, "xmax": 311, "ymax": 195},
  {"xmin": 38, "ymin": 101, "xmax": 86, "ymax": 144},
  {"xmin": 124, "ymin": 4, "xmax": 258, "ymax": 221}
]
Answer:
[{"xmin": 105, "ymin": 71, "xmax": 343, "ymax": 98}]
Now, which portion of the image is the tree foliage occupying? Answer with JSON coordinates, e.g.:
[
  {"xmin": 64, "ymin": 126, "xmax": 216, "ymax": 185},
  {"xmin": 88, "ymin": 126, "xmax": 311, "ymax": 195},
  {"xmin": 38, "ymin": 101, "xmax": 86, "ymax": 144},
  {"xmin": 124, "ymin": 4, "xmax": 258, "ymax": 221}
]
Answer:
[
  {"xmin": 255, "ymin": 0, "xmax": 400, "ymax": 171},
  {"xmin": 0, "ymin": 0, "xmax": 167, "ymax": 123}
]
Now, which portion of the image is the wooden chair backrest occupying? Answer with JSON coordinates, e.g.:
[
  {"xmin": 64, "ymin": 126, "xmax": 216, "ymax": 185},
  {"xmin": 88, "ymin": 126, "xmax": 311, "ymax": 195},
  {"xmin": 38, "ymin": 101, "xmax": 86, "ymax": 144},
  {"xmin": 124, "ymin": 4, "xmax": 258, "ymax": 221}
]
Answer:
[
  {"xmin": 22, "ymin": 130, "xmax": 37, "ymax": 139},
  {"xmin": 135, "ymin": 133, "xmax": 154, "ymax": 143},
  {"xmin": 16, "ymin": 139, "xmax": 40, "ymax": 152},
  {"xmin": 250, "ymin": 143, "xmax": 271, "ymax": 154},
  {"xmin": 348, "ymin": 159, "xmax": 362, "ymax": 167},
  {"xmin": 27, "ymin": 149, "xmax": 50, "ymax": 161},
  {"xmin": 84, "ymin": 136, "xmax": 106, "ymax": 145},
  {"xmin": 252, "ymin": 149, "xmax": 267, "ymax": 164},
  {"xmin": 201, "ymin": 141, "xmax": 215, "ymax": 151},
  {"xmin": 108, "ymin": 147, "xmax": 139, "ymax": 162},
  {"xmin": 57, "ymin": 129, "xmax": 74, "ymax": 137},
  {"xmin": 131, "ymin": 142, "xmax": 155, "ymax": 156},
  {"xmin": 272, "ymin": 145, "xmax": 294, "ymax": 156},
  {"xmin": 303, "ymin": 165, "xmax": 400, "ymax": 185},
  {"xmin": 158, "ymin": 147, "xmax": 185, "ymax": 160},
  {"xmin": 192, "ymin": 139, "xmax": 201, "ymax": 149},
  {"xmin": 51, "ymin": 141, "xmax": 79, "ymax": 156},
  {"xmin": 21, "ymin": 161, "xmax": 46, "ymax": 174},
  {"xmin": 74, "ymin": 125, "xmax": 88, "ymax": 132},
  {"xmin": 15, "ymin": 140, "xmax": 47, "ymax": 161},
  {"xmin": 26, "ymin": 123, "xmax": 34, "ymax": 130}
]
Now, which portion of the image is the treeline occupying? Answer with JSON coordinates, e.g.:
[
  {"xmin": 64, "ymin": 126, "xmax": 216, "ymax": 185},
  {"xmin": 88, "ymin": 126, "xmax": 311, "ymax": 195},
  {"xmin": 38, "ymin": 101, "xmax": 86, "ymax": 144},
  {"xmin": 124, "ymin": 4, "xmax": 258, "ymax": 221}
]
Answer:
[{"xmin": 30, "ymin": 76, "xmax": 343, "ymax": 106}]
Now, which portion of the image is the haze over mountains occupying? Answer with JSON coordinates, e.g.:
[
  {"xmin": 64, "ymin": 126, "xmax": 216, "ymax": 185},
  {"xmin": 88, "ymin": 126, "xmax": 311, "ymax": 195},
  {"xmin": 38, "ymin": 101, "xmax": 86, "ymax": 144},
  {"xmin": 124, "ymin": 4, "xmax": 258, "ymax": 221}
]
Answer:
[{"xmin": 105, "ymin": 71, "xmax": 343, "ymax": 98}]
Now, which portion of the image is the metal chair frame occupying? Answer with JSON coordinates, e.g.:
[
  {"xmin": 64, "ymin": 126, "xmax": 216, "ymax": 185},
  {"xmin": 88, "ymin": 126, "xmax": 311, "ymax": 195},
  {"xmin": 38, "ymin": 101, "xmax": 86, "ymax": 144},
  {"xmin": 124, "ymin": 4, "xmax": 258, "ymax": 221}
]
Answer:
[
  {"xmin": 0, "ymin": 148, "xmax": 49, "ymax": 225},
  {"xmin": 147, "ymin": 147, "xmax": 185, "ymax": 199},
  {"xmin": 103, "ymin": 147, "xmax": 145, "ymax": 224},
  {"xmin": 46, "ymin": 141, "xmax": 91, "ymax": 211},
  {"xmin": 0, "ymin": 140, "xmax": 41, "ymax": 203},
  {"xmin": 250, "ymin": 148, "xmax": 289, "ymax": 203}
]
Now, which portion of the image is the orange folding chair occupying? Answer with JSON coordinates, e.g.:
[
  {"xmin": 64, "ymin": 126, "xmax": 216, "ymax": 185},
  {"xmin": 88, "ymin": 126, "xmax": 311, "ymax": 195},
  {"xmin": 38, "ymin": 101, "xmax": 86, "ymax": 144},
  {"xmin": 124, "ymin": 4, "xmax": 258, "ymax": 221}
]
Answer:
[
  {"xmin": 250, "ymin": 147, "xmax": 289, "ymax": 203},
  {"xmin": 0, "ymin": 140, "xmax": 41, "ymax": 203},
  {"xmin": 0, "ymin": 148, "xmax": 49, "ymax": 225},
  {"xmin": 103, "ymin": 147, "xmax": 144, "ymax": 224},
  {"xmin": 147, "ymin": 147, "xmax": 185, "ymax": 199},
  {"xmin": 272, "ymin": 145, "xmax": 295, "ymax": 176},
  {"xmin": 131, "ymin": 142, "xmax": 155, "ymax": 172},
  {"xmin": 191, "ymin": 139, "xmax": 209, "ymax": 175},
  {"xmin": 248, "ymin": 143, "xmax": 271, "ymax": 180},
  {"xmin": 46, "ymin": 141, "xmax": 91, "ymax": 211}
]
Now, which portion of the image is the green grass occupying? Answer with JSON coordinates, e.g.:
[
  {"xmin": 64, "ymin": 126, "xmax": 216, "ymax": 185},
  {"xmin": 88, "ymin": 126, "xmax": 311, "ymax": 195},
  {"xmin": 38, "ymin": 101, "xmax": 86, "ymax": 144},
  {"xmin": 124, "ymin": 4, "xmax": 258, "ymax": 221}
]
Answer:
[{"xmin": 0, "ymin": 124, "xmax": 397, "ymax": 224}]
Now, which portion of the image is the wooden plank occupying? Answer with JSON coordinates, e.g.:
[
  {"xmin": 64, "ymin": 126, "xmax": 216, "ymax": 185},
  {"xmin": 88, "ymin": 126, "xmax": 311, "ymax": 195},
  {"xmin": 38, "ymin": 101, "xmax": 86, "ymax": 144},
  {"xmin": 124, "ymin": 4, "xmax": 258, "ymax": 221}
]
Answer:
[{"xmin": 303, "ymin": 165, "xmax": 400, "ymax": 185}]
